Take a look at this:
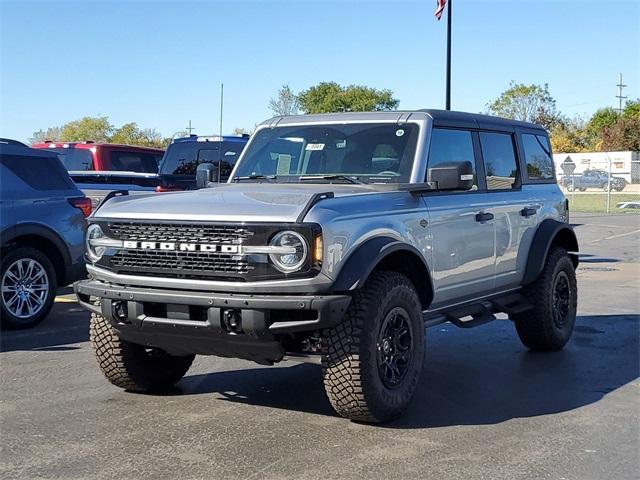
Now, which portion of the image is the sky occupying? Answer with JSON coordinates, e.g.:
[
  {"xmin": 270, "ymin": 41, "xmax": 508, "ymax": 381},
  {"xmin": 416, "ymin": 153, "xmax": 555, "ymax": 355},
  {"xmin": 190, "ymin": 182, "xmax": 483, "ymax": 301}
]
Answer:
[{"xmin": 1, "ymin": 0, "xmax": 639, "ymax": 143}]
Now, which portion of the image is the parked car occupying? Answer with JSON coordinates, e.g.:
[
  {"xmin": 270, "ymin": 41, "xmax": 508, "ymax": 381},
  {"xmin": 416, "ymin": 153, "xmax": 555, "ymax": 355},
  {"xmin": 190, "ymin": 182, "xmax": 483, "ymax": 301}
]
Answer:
[
  {"xmin": 75, "ymin": 110, "xmax": 578, "ymax": 423},
  {"xmin": 156, "ymin": 134, "xmax": 249, "ymax": 191},
  {"xmin": 616, "ymin": 200, "xmax": 640, "ymax": 209},
  {"xmin": 32, "ymin": 141, "xmax": 165, "ymax": 207},
  {"xmin": 561, "ymin": 169, "xmax": 627, "ymax": 191},
  {"xmin": 32, "ymin": 141, "xmax": 164, "ymax": 174},
  {"xmin": 1, "ymin": 139, "xmax": 91, "ymax": 329}
]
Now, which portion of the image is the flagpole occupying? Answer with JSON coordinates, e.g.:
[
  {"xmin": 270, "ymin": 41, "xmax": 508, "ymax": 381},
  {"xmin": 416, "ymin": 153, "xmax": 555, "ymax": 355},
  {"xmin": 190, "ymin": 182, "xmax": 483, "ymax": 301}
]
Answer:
[{"xmin": 446, "ymin": 0, "xmax": 452, "ymax": 110}]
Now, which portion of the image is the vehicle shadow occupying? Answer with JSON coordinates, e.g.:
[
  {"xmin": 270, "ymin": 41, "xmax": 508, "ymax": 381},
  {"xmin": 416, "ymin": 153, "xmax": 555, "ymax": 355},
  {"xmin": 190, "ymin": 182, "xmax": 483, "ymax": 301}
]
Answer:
[
  {"xmin": 578, "ymin": 254, "xmax": 620, "ymax": 263},
  {"xmin": 0, "ymin": 300, "xmax": 89, "ymax": 352},
  {"xmin": 176, "ymin": 314, "xmax": 639, "ymax": 428}
]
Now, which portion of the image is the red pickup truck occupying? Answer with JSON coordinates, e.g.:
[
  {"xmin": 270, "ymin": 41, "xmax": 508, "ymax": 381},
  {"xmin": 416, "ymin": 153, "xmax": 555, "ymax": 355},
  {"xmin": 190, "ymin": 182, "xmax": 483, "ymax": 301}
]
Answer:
[
  {"xmin": 31, "ymin": 141, "xmax": 164, "ymax": 174},
  {"xmin": 32, "ymin": 141, "xmax": 166, "ymax": 206}
]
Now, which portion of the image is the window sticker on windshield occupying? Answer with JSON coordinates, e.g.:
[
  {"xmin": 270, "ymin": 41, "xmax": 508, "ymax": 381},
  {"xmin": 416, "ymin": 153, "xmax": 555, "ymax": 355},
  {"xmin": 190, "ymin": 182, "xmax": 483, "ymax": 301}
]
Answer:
[
  {"xmin": 305, "ymin": 143, "xmax": 325, "ymax": 151},
  {"xmin": 395, "ymin": 129, "xmax": 405, "ymax": 137},
  {"xmin": 336, "ymin": 140, "xmax": 346, "ymax": 149},
  {"xmin": 277, "ymin": 154, "xmax": 292, "ymax": 175}
]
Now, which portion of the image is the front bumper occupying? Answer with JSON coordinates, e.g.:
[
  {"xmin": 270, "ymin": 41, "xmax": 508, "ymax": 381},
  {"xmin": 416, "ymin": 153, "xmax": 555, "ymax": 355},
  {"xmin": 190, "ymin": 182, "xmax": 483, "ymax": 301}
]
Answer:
[{"xmin": 74, "ymin": 279, "xmax": 351, "ymax": 364}]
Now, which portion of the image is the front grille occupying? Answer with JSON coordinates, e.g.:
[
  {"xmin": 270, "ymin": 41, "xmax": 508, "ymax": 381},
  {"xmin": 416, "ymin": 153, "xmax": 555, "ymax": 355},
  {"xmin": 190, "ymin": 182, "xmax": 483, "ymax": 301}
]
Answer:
[
  {"xmin": 111, "ymin": 249, "xmax": 253, "ymax": 275},
  {"xmin": 108, "ymin": 222, "xmax": 253, "ymax": 244},
  {"xmin": 106, "ymin": 221, "xmax": 255, "ymax": 279}
]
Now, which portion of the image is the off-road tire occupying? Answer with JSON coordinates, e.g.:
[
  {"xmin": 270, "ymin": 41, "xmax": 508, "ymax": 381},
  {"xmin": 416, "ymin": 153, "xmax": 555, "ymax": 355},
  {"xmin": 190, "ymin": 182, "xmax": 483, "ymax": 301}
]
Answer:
[
  {"xmin": 513, "ymin": 247, "xmax": 577, "ymax": 351},
  {"xmin": 321, "ymin": 271, "xmax": 424, "ymax": 423},
  {"xmin": 90, "ymin": 310, "xmax": 195, "ymax": 391},
  {"xmin": 0, "ymin": 247, "xmax": 57, "ymax": 330}
]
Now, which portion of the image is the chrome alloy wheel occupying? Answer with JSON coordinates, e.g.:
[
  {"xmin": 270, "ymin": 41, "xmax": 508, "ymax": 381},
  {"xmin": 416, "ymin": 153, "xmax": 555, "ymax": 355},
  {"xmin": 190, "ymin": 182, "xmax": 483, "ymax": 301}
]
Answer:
[{"xmin": 1, "ymin": 258, "xmax": 50, "ymax": 319}]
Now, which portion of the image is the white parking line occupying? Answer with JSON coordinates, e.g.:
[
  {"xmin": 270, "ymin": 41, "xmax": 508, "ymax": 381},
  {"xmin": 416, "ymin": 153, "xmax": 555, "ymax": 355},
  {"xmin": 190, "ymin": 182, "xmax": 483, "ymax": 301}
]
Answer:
[{"xmin": 587, "ymin": 228, "xmax": 640, "ymax": 244}]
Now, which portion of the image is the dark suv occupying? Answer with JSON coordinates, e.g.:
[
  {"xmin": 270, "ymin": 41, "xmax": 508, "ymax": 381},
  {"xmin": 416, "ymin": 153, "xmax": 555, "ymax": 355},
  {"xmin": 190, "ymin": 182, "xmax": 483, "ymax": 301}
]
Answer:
[
  {"xmin": 1, "ymin": 139, "xmax": 90, "ymax": 329},
  {"xmin": 156, "ymin": 135, "xmax": 249, "ymax": 191}
]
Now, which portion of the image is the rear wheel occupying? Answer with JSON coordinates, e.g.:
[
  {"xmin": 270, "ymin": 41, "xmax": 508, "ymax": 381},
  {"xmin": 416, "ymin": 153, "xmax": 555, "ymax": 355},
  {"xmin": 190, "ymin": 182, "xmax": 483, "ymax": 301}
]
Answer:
[
  {"xmin": 90, "ymin": 310, "xmax": 194, "ymax": 391},
  {"xmin": 0, "ymin": 247, "xmax": 57, "ymax": 329},
  {"xmin": 513, "ymin": 247, "xmax": 577, "ymax": 351},
  {"xmin": 321, "ymin": 271, "xmax": 424, "ymax": 423}
]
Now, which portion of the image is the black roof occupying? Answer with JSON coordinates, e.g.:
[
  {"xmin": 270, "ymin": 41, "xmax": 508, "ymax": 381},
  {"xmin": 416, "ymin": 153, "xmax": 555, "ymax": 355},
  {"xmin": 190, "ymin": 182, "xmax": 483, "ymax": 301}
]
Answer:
[{"xmin": 420, "ymin": 109, "xmax": 544, "ymax": 131}]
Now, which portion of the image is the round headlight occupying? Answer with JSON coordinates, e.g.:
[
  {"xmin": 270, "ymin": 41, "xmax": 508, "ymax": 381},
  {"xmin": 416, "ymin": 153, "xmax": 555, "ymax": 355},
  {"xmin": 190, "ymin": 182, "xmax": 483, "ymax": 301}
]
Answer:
[
  {"xmin": 86, "ymin": 224, "xmax": 106, "ymax": 262},
  {"xmin": 269, "ymin": 231, "xmax": 308, "ymax": 273}
]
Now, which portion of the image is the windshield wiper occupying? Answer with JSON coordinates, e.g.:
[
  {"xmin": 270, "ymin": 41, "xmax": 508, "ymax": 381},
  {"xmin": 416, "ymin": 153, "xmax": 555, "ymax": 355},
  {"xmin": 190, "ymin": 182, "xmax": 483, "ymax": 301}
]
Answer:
[
  {"xmin": 299, "ymin": 175, "xmax": 364, "ymax": 185},
  {"xmin": 233, "ymin": 174, "xmax": 277, "ymax": 183}
]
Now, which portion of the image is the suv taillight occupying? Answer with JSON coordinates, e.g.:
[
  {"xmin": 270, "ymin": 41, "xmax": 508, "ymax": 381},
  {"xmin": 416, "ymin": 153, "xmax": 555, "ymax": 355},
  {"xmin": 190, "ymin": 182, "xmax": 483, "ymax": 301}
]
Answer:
[{"xmin": 68, "ymin": 197, "xmax": 92, "ymax": 217}]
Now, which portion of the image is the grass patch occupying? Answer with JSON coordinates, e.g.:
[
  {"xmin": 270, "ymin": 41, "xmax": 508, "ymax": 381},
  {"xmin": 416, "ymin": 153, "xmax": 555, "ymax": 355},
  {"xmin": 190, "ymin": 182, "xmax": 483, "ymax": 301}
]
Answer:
[{"xmin": 567, "ymin": 193, "xmax": 640, "ymax": 213}]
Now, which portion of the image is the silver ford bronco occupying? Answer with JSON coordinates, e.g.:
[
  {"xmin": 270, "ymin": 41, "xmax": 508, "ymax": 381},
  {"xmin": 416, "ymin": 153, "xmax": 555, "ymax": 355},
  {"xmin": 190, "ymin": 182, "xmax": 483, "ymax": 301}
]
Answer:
[{"xmin": 75, "ymin": 110, "xmax": 579, "ymax": 423}]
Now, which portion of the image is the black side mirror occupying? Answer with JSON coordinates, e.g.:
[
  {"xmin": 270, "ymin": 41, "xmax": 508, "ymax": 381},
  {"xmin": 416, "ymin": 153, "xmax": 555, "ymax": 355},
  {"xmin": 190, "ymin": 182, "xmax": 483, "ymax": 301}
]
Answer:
[
  {"xmin": 427, "ymin": 161, "xmax": 474, "ymax": 191},
  {"xmin": 196, "ymin": 162, "xmax": 219, "ymax": 189}
]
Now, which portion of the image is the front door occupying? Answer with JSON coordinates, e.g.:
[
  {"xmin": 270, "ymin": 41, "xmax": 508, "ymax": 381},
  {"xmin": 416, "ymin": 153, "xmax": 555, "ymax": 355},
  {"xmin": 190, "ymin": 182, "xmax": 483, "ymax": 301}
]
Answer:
[{"xmin": 423, "ymin": 128, "xmax": 496, "ymax": 308}]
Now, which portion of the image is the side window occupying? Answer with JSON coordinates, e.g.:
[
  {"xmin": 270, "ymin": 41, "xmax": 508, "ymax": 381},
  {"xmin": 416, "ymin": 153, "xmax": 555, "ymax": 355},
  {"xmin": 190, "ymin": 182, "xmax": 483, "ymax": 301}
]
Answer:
[
  {"xmin": 427, "ymin": 128, "xmax": 477, "ymax": 189},
  {"xmin": 108, "ymin": 151, "xmax": 158, "ymax": 173},
  {"xmin": 479, "ymin": 132, "xmax": 518, "ymax": 190},
  {"xmin": 1, "ymin": 154, "xmax": 74, "ymax": 190},
  {"xmin": 522, "ymin": 134, "xmax": 554, "ymax": 180}
]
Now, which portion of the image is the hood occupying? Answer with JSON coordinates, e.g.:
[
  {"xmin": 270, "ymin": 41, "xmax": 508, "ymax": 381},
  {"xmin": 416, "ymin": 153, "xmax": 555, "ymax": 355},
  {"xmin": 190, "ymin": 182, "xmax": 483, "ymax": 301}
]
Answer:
[{"xmin": 92, "ymin": 182, "xmax": 383, "ymax": 223}]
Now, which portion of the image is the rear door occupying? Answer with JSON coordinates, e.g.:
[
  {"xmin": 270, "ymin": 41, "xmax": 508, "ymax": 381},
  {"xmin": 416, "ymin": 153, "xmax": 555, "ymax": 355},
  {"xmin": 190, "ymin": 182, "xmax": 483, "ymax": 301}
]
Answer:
[
  {"xmin": 423, "ymin": 128, "xmax": 496, "ymax": 307},
  {"xmin": 477, "ymin": 130, "xmax": 534, "ymax": 290}
]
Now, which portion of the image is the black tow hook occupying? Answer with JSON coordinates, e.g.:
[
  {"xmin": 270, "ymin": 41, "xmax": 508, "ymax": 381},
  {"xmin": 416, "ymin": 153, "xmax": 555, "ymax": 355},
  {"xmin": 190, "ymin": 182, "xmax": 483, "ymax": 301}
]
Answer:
[{"xmin": 222, "ymin": 309, "xmax": 243, "ymax": 334}]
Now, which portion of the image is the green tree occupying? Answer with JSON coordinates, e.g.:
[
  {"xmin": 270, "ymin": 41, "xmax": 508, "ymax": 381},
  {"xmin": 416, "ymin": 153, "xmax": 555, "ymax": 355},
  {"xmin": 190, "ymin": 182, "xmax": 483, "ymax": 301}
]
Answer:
[
  {"xmin": 29, "ymin": 126, "xmax": 62, "ymax": 144},
  {"xmin": 232, "ymin": 127, "xmax": 254, "ymax": 136},
  {"xmin": 297, "ymin": 82, "xmax": 399, "ymax": 114},
  {"xmin": 550, "ymin": 117, "xmax": 590, "ymax": 153},
  {"xmin": 623, "ymin": 99, "xmax": 640, "ymax": 119},
  {"xmin": 600, "ymin": 116, "xmax": 640, "ymax": 151},
  {"xmin": 487, "ymin": 82, "xmax": 559, "ymax": 130},
  {"xmin": 60, "ymin": 116, "xmax": 113, "ymax": 142},
  {"xmin": 111, "ymin": 122, "xmax": 166, "ymax": 148},
  {"xmin": 269, "ymin": 84, "xmax": 299, "ymax": 116}
]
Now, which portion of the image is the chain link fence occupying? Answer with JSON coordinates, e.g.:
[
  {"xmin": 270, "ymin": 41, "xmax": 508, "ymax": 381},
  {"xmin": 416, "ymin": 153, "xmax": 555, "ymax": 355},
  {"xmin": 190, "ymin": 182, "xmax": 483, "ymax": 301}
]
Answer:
[{"xmin": 554, "ymin": 152, "xmax": 640, "ymax": 214}]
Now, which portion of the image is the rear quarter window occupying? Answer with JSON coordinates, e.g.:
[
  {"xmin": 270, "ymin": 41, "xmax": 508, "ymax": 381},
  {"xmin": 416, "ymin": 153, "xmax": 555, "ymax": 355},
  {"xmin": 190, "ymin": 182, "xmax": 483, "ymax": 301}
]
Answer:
[
  {"xmin": 522, "ymin": 134, "xmax": 554, "ymax": 180},
  {"xmin": 0, "ymin": 153, "xmax": 75, "ymax": 190},
  {"xmin": 107, "ymin": 150, "xmax": 159, "ymax": 173}
]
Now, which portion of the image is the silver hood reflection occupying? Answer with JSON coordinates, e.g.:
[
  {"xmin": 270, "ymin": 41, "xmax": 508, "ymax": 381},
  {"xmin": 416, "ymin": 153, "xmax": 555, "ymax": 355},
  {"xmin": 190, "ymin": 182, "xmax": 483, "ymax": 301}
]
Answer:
[{"xmin": 92, "ymin": 183, "xmax": 384, "ymax": 223}]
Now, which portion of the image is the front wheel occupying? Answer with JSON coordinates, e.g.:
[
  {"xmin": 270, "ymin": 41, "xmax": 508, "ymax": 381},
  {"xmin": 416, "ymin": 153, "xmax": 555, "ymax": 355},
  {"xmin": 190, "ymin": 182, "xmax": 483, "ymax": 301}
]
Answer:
[
  {"xmin": 513, "ymin": 247, "xmax": 577, "ymax": 351},
  {"xmin": 0, "ymin": 247, "xmax": 57, "ymax": 329},
  {"xmin": 90, "ymin": 311, "xmax": 194, "ymax": 391},
  {"xmin": 321, "ymin": 271, "xmax": 424, "ymax": 423}
]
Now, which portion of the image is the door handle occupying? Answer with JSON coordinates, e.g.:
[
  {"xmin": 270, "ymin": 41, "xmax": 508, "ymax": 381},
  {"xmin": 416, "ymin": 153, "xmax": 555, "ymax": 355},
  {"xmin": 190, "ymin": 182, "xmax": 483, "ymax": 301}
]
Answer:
[
  {"xmin": 520, "ymin": 206, "xmax": 538, "ymax": 217},
  {"xmin": 475, "ymin": 212, "xmax": 494, "ymax": 222}
]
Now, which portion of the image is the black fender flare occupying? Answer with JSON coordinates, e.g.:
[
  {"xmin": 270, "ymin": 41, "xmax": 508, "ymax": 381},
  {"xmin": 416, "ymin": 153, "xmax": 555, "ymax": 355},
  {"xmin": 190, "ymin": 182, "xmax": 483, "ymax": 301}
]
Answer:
[
  {"xmin": 522, "ymin": 219, "xmax": 579, "ymax": 285},
  {"xmin": 331, "ymin": 236, "xmax": 433, "ymax": 301},
  {"xmin": 1, "ymin": 222, "xmax": 71, "ymax": 269}
]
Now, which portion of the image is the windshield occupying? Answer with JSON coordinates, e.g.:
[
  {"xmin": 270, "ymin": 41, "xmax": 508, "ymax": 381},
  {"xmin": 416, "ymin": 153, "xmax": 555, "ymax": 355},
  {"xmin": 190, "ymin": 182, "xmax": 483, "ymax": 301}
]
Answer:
[
  {"xmin": 48, "ymin": 148, "xmax": 94, "ymax": 171},
  {"xmin": 160, "ymin": 141, "xmax": 245, "ymax": 176},
  {"xmin": 232, "ymin": 123, "xmax": 419, "ymax": 183}
]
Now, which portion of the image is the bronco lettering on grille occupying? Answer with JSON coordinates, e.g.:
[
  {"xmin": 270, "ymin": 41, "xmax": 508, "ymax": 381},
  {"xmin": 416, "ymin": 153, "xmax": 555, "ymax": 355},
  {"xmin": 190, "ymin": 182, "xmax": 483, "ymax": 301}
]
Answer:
[{"xmin": 122, "ymin": 241, "xmax": 240, "ymax": 254}]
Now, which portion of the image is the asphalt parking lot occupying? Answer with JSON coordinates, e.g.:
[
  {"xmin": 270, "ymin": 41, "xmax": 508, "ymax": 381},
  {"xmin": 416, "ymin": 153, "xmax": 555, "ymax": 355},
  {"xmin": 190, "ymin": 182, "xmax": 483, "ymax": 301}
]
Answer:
[{"xmin": 1, "ymin": 214, "xmax": 638, "ymax": 480}]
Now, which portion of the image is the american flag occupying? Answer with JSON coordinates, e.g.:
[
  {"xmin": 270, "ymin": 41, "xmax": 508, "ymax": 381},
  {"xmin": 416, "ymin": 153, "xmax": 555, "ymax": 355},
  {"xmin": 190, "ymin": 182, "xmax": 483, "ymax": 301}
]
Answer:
[{"xmin": 434, "ymin": 0, "xmax": 447, "ymax": 20}]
